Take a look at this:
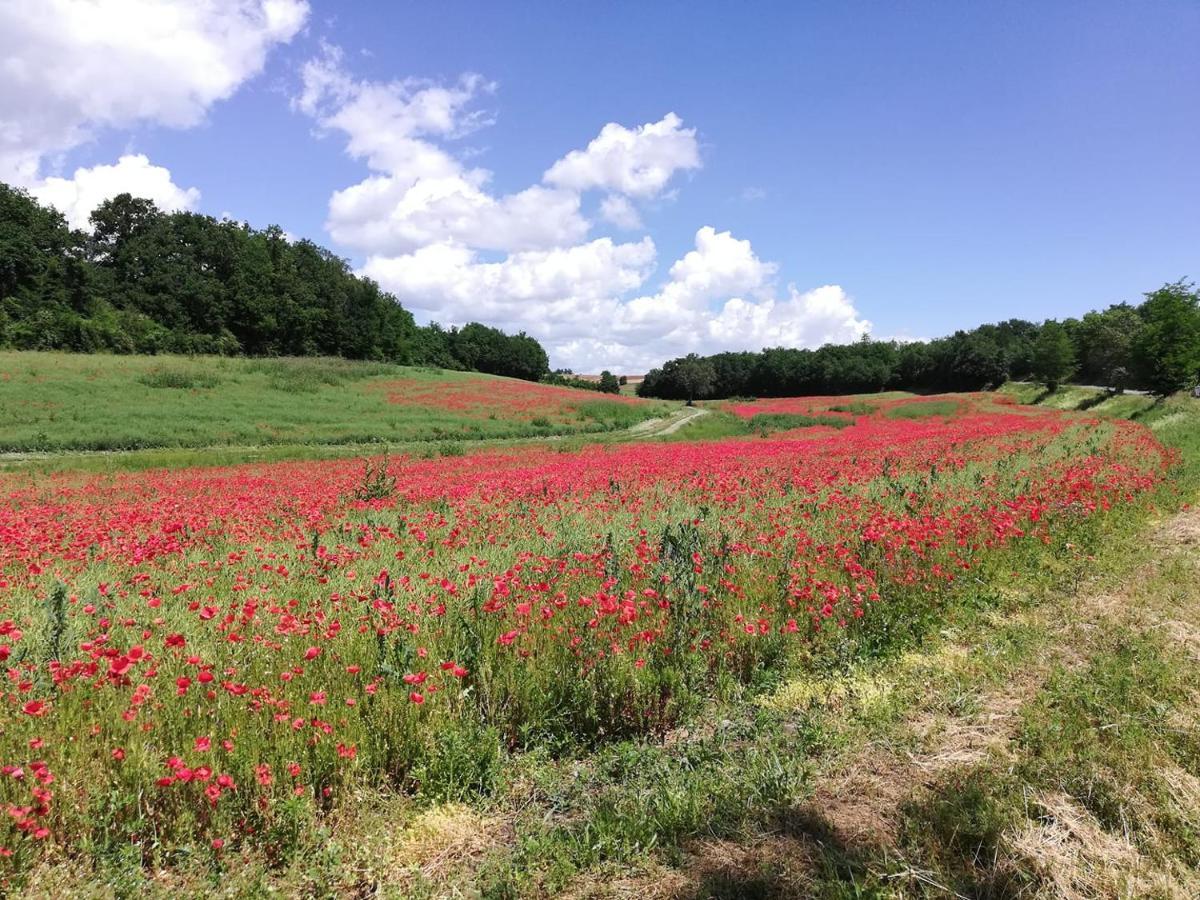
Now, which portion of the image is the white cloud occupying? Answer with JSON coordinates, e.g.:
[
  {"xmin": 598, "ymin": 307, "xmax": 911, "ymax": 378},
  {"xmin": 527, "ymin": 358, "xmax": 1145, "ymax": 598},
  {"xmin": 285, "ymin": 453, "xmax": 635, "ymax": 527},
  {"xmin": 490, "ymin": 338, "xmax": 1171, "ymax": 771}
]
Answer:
[
  {"xmin": 301, "ymin": 51, "xmax": 870, "ymax": 373},
  {"xmin": 364, "ymin": 225, "xmax": 869, "ymax": 373},
  {"xmin": 298, "ymin": 44, "xmax": 592, "ymax": 255},
  {"xmin": 599, "ymin": 194, "xmax": 642, "ymax": 230},
  {"xmin": 296, "ymin": 44, "xmax": 494, "ymax": 176},
  {"xmin": 328, "ymin": 176, "xmax": 588, "ymax": 255},
  {"xmin": 362, "ymin": 237, "xmax": 657, "ymax": 342},
  {"xmin": 543, "ymin": 112, "xmax": 700, "ymax": 199},
  {"xmin": 706, "ymin": 285, "xmax": 870, "ymax": 350},
  {"xmin": 0, "ymin": 0, "xmax": 309, "ymax": 185},
  {"xmin": 30, "ymin": 153, "xmax": 200, "ymax": 228}
]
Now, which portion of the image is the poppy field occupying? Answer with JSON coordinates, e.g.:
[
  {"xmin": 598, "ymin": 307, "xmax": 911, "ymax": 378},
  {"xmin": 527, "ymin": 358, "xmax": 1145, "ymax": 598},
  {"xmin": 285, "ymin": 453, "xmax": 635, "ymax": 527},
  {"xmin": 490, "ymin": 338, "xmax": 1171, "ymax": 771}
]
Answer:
[{"xmin": 0, "ymin": 394, "xmax": 1177, "ymax": 885}]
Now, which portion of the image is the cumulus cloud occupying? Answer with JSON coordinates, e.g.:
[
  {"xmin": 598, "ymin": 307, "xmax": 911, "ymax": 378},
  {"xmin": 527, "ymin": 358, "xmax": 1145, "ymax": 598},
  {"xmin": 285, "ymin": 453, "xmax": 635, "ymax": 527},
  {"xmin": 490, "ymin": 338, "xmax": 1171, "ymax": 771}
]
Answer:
[
  {"xmin": 300, "ymin": 49, "xmax": 870, "ymax": 372},
  {"xmin": 327, "ymin": 176, "xmax": 588, "ymax": 255},
  {"xmin": 297, "ymin": 44, "xmax": 592, "ymax": 255},
  {"xmin": 362, "ymin": 226, "xmax": 869, "ymax": 373},
  {"xmin": 2, "ymin": 1, "xmax": 306, "ymax": 236},
  {"xmin": 599, "ymin": 195, "xmax": 642, "ymax": 230},
  {"xmin": 543, "ymin": 112, "xmax": 701, "ymax": 198},
  {"xmin": 361, "ymin": 237, "xmax": 657, "ymax": 342},
  {"xmin": 30, "ymin": 153, "xmax": 200, "ymax": 228},
  {"xmin": 0, "ymin": 0, "xmax": 309, "ymax": 185}
]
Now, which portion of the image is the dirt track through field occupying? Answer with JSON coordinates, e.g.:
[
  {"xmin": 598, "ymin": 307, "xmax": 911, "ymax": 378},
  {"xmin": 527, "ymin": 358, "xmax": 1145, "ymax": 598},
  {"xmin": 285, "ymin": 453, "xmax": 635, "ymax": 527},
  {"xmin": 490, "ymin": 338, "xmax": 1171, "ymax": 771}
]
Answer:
[{"xmin": 629, "ymin": 405, "xmax": 709, "ymax": 437}]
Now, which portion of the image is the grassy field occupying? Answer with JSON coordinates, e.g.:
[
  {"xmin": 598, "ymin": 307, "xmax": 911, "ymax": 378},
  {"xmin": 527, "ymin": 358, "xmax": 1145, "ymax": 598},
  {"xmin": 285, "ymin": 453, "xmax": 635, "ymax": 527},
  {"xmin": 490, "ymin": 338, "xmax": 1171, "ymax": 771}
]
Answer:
[
  {"xmin": 0, "ymin": 352, "xmax": 668, "ymax": 454},
  {"xmin": 1, "ymin": 380, "xmax": 1198, "ymax": 897}
]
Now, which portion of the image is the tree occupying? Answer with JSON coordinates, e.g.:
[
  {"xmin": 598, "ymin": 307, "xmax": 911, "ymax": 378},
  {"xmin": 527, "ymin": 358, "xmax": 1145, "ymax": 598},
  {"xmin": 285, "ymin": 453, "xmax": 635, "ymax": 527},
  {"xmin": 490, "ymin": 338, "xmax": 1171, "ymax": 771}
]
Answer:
[
  {"xmin": 1132, "ymin": 281, "xmax": 1200, "ymax": 395},
  {"xmin": 1076, "ymin": 305, "xmax": 1141, "ymax": 391},
  {"xmin": 1031, "ymin": 321, "xmax": 1076, "ymax": 391},
  {"xmin": 945, "ymin": 331, "xmax": 1009, "ymax": 390},
  {"xmin": 0, "ymin": 179, "xmax": 552, "ymax": 371},
  {"xmin": 598, "ymin": 370, "xmax": 620, "ymax": 394},
  {"xmin": 676, "ymin": 354, "xmax": 716, "ymax": 405}
]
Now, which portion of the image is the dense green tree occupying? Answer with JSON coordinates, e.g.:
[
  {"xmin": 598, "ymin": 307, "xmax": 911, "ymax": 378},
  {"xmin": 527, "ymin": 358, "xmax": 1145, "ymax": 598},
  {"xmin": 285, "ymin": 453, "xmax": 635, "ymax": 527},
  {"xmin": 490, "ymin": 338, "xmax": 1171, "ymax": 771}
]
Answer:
[
  {"xmin": 0, "ymin": 183, "xmax": 551, "ymax": 380},
  {"xmin": 946, "ymin": 331, "xmax": 1010, "ymax": 390},
  {"xmin": 1076, "ymin": 304, "xmax": 1141, "ymax": 390},
  {"xmin": 1031, "ymin": 321, "xmax": 1076, "ymax": 391},
  {"xmin": 676, "ymin": 355, "xmax": 716, "ymax": 404},
  {"xmin": 641, "ymin": 354, "xmax": 717, "ymax": 402},
  {"xmin": 450, "ymin": 322, "xmax": 549, "ymax": 381},
  {"xmin": 1132, "ymin": 281, "xmax": 1200, "ymax": 395},
  {"xmin": 639, "ymin": 281, "xmax": 1196, "ymax": 400},
  {"xmin": 2, "ymin": 183, "xmax": 1195, "ymax": 399},
  {"xmin": 598, "ymin": 370, "xmax": 620, "ymax": 393}
]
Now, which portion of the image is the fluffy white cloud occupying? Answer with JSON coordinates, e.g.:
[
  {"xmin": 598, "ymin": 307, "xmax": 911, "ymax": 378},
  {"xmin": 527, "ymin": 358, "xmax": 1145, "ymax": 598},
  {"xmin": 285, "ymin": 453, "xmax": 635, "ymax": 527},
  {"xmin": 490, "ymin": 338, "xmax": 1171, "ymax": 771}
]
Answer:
[
  {"xmin": 30, "ymin": 153, "xmax": 200, "ymax": 228},
  {"xmin": 599, "ymin": 195, "xmax": 642, "ymax": 230},
  {"xmin": 543, "ymin": 113, "xmax": 700, "ymax": 198},
  {"xmin": 297, "ymin": 46, "xmax": 493, "ymax": 176},
  {"xmin": 298, "ymin": 44, "xmax": 593, "ymax": 255},
  {"xmin": 302, "ymin": 51, "xmax": 870, "ymax": 373},
  {"xmin": 328, "ymin": 176, "xmax": 588, "ymax": 255},
  {"xmin": 362, "ymin": 237, "xmax": 657, "ymax": 342},
  {"xmin": 0, "ymin": 0, "xmax": 309, "ymax": 184},
  {"xmin": 363, "ymin": 225, "xmax": 869, "ymax": 373},
  {"xmin": 706, "ymin": 285, "xmax": 870, "ymax": 350}
]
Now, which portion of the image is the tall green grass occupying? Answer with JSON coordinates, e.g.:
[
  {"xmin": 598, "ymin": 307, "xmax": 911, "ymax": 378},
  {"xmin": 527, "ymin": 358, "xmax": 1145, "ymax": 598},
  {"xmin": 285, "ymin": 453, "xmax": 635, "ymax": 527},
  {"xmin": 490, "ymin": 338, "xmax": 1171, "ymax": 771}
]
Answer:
[{"xmin": 0, "ymin": 351, "xmax": 666, "ymax": 454}]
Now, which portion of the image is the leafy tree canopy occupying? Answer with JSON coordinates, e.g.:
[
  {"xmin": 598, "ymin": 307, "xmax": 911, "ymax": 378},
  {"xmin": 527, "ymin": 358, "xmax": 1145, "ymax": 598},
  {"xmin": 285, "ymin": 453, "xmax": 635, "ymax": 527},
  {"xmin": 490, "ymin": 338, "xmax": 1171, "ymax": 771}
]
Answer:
[{"xmin": 0, "ymin": 183, "xmax": 551, "ymax": 381}]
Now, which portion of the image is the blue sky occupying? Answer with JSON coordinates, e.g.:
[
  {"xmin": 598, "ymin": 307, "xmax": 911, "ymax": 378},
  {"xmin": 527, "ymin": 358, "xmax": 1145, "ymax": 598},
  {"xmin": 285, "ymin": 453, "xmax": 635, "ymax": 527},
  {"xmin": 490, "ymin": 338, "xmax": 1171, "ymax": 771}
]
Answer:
[{"xmin": 2, "ymin": 1, "xmax": 1197, "ymax": 371}]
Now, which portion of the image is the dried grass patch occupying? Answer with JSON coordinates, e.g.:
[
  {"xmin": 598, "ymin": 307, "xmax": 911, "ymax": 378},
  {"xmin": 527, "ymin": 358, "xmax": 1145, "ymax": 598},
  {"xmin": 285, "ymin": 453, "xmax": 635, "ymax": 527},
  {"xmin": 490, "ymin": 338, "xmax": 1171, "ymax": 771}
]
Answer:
[{"xmin": 1008, "ymin": 791, "xmax": 1174, "ymax": 900}]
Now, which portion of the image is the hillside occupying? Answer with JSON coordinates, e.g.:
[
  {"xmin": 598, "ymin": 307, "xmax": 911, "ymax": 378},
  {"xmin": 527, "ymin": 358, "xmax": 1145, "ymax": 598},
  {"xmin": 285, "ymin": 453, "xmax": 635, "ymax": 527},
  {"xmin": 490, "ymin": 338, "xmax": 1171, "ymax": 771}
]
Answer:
[{"xmin": 0, "ymin": 351, "xmax": 666, "ymax": 455}]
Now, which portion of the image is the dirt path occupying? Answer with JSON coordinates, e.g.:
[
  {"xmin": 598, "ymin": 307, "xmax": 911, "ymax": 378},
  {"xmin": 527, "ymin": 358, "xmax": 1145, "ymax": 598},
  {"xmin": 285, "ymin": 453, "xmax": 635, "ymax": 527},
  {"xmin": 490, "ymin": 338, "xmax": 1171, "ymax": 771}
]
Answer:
[{"xmin": 627, "ymin": 406, "xmax": 709, "ymax": 438}]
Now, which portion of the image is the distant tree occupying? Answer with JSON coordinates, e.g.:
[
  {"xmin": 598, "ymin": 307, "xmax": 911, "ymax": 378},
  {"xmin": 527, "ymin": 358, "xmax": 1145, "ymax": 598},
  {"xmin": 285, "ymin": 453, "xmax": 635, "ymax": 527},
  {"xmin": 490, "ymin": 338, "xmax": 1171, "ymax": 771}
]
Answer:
[
  {"xmin": 0, "ymin": 180, "xmax": 554, "ymax": 372},
  {"xmin": 448, "ymin": 322, "xmax": 549, "ymax": 381},
  {"xmin": 1076, "ymin": 304, "xmax": 1141, "ymax": 391},
  {"xmin": 894, "ymin": 341, "xmax": 937, "ymax": 391},
  {"xmin": 988, "ymin": 319, "xmax": 1040, "ymax": 379},
  {"xmin": 598, "ymin": 370, "xmax": 620, "ymax": 393},
  {"xmin": 1031, "ymin": 321, "xmax": 1076, "ymax": 391},
  {"xmin": 676, "ymin": 354, "xmax": 716, "ymax": 405},
  {"xmin": 618, "ymin": 375, "xmax": 627, "ymax": 386},
  {"xmin": 946, "ymin": 331, "xmax": 1009, "ymax": 390},
  {"xmin": 1132, "ymin": 281, "xmax": 1200, "ymax": 395}
]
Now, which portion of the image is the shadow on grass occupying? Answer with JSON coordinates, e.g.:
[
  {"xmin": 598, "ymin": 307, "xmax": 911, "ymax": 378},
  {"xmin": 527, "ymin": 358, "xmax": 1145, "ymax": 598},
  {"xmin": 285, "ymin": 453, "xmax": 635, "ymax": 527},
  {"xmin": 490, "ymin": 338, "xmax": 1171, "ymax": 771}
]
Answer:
[
  {"xmin": 1130, "ymin": 395, "xmax": 1166, "ymax": 420},
  {"xmin": 1075, "ymin": 390, "xmax": 1113, "ymax": 411},
  {"xmin": 1031, "ymin": 386, "xmax": 1053, "ymax": 405},
  {"xmin": 688, "ymin": 772, "xmax": 1042, "ymax": 900},
  {"xmin": 686, "ymin": 805, "xmax": 895, "ymax": 899}
]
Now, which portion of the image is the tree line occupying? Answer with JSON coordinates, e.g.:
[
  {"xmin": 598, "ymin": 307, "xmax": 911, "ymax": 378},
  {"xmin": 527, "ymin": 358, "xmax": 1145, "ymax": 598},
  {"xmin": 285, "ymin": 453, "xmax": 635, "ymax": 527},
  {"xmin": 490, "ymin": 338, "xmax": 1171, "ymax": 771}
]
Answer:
[
  {"xmin": 0, "ymin": 183, "xmax": 550, "ymax": 381},
  {"xmin": 541, "ymin": 370, "xmax": 623, "ymax": 394},
  {"xmin": 638, "ymin": 281, "xmax": 1200, "ymax": 401}
]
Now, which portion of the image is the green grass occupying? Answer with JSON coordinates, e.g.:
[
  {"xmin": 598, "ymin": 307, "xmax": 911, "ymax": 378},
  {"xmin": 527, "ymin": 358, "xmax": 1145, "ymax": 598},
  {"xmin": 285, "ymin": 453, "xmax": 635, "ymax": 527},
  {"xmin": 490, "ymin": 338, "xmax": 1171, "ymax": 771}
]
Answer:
[
  {"xmin": 0, "ymin": 351, "xmax": 666, "ymax": 454},
  {"xmin": 747, "ymin": 412, "xmax": 853, "ymax": 433},
  {"xmin": 826, "ymin": 400, "xmax": 876, "ymax": 415},
  {"xmin": 883, "ymin": 398, "xmax": 961, "ymax": 419},
  {"xmin": 647, "ymin": 408, "xmax": 751, "ymax": 442}
]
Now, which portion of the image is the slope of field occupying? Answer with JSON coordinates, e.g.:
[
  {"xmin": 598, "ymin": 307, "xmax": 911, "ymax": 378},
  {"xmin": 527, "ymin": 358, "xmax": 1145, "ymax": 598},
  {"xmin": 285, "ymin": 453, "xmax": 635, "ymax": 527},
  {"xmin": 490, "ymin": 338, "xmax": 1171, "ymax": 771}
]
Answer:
[
  {"xmin": 0, "ymin": 352, "xmax": 665, "ymax": 453},
  {"xmin": 0, "ymin": 391, "xmax": 1185, "ymax": 894}
]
